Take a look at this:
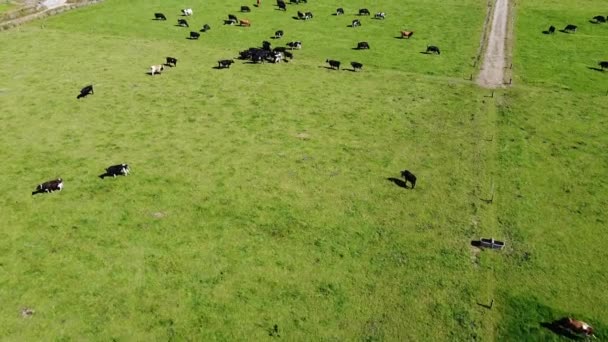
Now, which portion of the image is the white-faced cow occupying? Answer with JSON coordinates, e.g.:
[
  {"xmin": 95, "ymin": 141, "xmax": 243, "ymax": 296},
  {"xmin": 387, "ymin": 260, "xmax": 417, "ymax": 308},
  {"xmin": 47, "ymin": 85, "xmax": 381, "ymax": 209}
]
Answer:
[
  {"xmin": 304, "ymin": 11, "xmax": 313, "ymax": 19},
  {"xmin": 351, "ymin": 62, "xmax": 363, "ymax": 71},
  {"xmin": 154, "ymin": 13, "xmax": 167, "ymax": 20},
  {"xmin": 77, "ymin": 84, "xmax": 94, "ymax": 99},
  {"xmin": 352, "ymin": 19, "xmax": 361, "ymax": 27},
  {"xmin": 374, "ymin": 12, "xmax": 386, "ymax": 19},
  {"xmin": 400, "ymin": 170, "xmax": 416, "ymax": 189},
  {"xmin": 336, "ymin": 8, "xmax": 344, "ymax": 15},
  {"xmin": 150, "ymin": 64, "xmax": 164, "ymax": 75},
  {"xmin": 32, "ymin": 178, "xmax": 63, "ymax": 195},
  {"xmin": 326, "ymin": 59, "xmax": 340, "ymax": 70},
  {"xmin": 218, "ymin": 59, "xmax": 235, "ymax": 68},
  {"xmin": 100, "ymin": 164, "xmax": 130, "ymax": 179},
  {"xmin": 181, "ymin": 8, "xmax": 193, "ymax": 16}
]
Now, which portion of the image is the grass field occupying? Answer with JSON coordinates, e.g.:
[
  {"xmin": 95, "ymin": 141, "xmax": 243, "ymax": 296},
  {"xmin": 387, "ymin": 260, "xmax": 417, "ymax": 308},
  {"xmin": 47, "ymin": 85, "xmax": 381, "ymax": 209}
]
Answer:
[{"xmin": 0, "ymin": 0, "xmax": 607, "ymax": 340}]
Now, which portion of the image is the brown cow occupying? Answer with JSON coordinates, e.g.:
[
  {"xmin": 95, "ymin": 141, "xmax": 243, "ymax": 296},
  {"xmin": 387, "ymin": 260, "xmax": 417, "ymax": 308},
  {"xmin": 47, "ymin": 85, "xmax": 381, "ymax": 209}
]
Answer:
[
  {"xmin": 240, "ymin": 19, "xmax": 251, "ymax": 27},
  {"xmin": 556, "ymin": 317, "xmax": 594, "ymax": 337},
  {"xmin": 401, "ymin": 31, "xmax": 414, "ymax": 39}
]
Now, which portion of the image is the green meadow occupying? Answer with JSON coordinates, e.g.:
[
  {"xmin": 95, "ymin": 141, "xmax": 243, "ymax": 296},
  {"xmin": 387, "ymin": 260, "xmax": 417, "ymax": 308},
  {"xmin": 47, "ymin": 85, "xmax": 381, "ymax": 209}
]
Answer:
[{"xmin": 0, "ymin": 0, "xmax": 606, "ymax": 340}]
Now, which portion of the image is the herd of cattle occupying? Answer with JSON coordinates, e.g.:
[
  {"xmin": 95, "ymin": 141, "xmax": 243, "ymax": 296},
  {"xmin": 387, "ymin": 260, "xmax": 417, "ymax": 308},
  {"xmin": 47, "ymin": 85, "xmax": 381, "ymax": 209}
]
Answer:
[{"xmin": 545, "ymin": 16, "xmax": 608, "ymax": 70}]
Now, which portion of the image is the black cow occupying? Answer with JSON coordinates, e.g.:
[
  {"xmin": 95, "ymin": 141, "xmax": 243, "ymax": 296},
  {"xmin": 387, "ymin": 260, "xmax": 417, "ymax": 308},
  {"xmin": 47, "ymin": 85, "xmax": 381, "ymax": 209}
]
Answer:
[
  {"xmin": 218, "ymin": 59, "xmax": 235, "ymax": 68},
  {"xmin": 290, "ymin": 0, "xmax": 300, "ymax": 3},
  {"xmin": 326, "ymin": 59, "xmax": 340, "ymax": 70},
  {"xmin": 273, "ymin": 46, "xmax": 287, "ymax": 53},
  {"xmin": 599, "ymin": 61, "xmax": 608, "ymax": 70},
  {"xmin": 100, "ymin": 164, "xmax": 130, "ymax": 179},
  {"xmin": 593, "ymin": 15, "xmax": 606, "ymax": 23},
  {"xmin": 278, "ymin": 1, "xmax": 286, "ymax": 10},
  {"xmin": 77, "ymin": 84, "xmax": 94, "ymax": 99},
  {"xmin": 426, "ymin": 45, "xmax": 440, "ymax": 54},
  {"xmin": 239, "ymin": 48, "xmax": 260, "ymax": 59},
  {"xmin": 228, "ymin": 14, "xmax": 238, "ymax": 22},
  {"xmin": 400, "ymin": 170, "xmax": 416, "ymax": 189},
  {"xmin": 274, "ymin": 30, "xmax": 284, "ymax": 38},
  {"xmin": 32, "ymin": 178, "xmax": 63, "ymax": 195},
  {"xmin": 357, "ymin": 41, "xmax": 370, "ymax": 49},
  {"xmin": 154, "ymin": 13, "xmax": 167, "ymax": 20},
  {"xmin": 262, "ymin": 40, "xmax": 272, "ymax": 50},
  {"xmin": 200, "ymin": 24, "xmax": 211, "ymax": 32},
  {"xmin": 287, "ymin": 41, "xmax": 301, "ymax": 49},
  {"xmin": 352, "ymin": 19, "xmax": 361, "ymax": 27},
  {"xmin": 548, "ymin": 25, "xmax": 555, "ymax": 34},
  {"xmin": 336, "ymin": 8, "xmax": 344, "ymax": 15},
  {"xmin": 563, "ymin": 24, "xmax": 577, "ymax": 32},
  {"xmin": 166, "ymin": 57, "xmax": 177, "ymax": 67},
  {"xmin": 359, "ymin": 8, "xmax": 370, "ymax": 16},
  {"xmin": 351, "ymin": 61, "xmax": 363, "ymax": 71},
  {"xmin": 178, "ymin": 19, "xmax": 189, "ymax": 27},
  {"xmin": 297, "ymin": 11, "xmax": 305, "ymax": 19},
  {"xmin": 284, "ymin": 51, "xmax": 293, "ymax": 59},
  {"xmin": 252, "ymin": 50, "xmax": 271, "ymax": 63},
  {"xmin": 241, "ymin": 6, "xmax": 251, "ymax": 12},
  {"xmin": 189, "ymin": 31, "xmax": 200, "ymax": 39}
]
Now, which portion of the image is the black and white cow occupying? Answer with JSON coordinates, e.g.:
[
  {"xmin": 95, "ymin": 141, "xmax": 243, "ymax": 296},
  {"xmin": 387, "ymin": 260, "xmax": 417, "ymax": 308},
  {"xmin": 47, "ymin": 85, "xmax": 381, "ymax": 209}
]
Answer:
[
  {"xmin": 181, "ymin": 8, "xmax": 193, "ymax": 16},
  {"xmin": 178, "ymin": 19, "xmax": 189, "ymax": 27},
  {"xmin": 200, "ymin": 24, "xmax": 211, "ymax": 32},
  {"xmin": 241, "ymin": 6, "xmax": 251, "ymax": 12},
  {"xmin": 304, "ymin": 11, "xmax": 313, "ymax": 19},
  {"xmin": 274, "ymin": 30, "xmax": 284, "ymax": 38},
  {"xmin": 218, "ymin": 59, "xmax": 235, "ymax": 68},
  {"xmin": 400, "ymin": 170, "xmax": 416, "ymax": 189},
  {"xmin": 102, "ymin": 164, "xmax": 130, "ymax": 178},
  {"xmin": 357, "ymin": 41, "xmax": 370, "ymax": 49},
  {"xmin": 283, "ymin": 51, "xmax": 293, "ymax": 59},
  {"xmin": 352, "ymin": 19, "xmax": 361, "ymax": 27},
  {"xmin": 273, "ymin": 46, "xmax": 287, "ymax": 53},
  {"xmin": 33, "ymin": 178, "xmax": 63, "ymax": 195},
  {"xmin": 77, "ymin": 84, "xmax": 94, "ymax": 99},
  {"xmin": 426, "ymin": 45, "xmax": 440, "ymax": 54},
  {"xmin": 224, "ymin": 18, "xmax": 238, "ymax": 25},
  {"xmin": 166, "ymin": 57, "xmax": 178, "ymax": 66},
  {"xmin": 154, "ymin": 13, "xmax": 167, "ymax": 20},
  {"xmin": 326, "ymin": 59, "xmax": 340, "ymax": 69},
  {"xmin": 297, "ymin": 11, "xmax": 305, "ymax": 20},
  {"xmin": 351, "ymin": 62, "xmax": 363, "ymax": 71},
  {"xmin": 287, "ymin": 41, "xmax": 301, "ymax": 49},
  {"xmin": 599, "ymin": 61, "xmax": 608, "ymax": 70},
  {"xmin": 189, "ymin": 31, "xmax": 200, "ymax": 39},
  {"xmin": 336, "ymin": 8, "xmax": 344, "ymax": 15},
  {"xmin": 358, "ymin": 8, "xmax": 370, "ymax": 16}
]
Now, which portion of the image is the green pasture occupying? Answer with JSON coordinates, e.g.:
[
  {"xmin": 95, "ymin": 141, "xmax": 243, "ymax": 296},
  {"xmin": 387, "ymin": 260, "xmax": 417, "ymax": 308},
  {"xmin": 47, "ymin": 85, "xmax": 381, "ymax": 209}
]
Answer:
[{"xmin": 0, "ymin": 0, "xmax": 606, "ymax": 340}]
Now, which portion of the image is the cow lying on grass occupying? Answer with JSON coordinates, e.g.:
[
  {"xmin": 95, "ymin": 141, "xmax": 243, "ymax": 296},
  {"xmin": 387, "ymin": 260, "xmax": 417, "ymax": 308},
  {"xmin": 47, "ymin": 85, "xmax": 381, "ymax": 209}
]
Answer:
[{"xmin": 32, "ymin": 178, "xmax": 63, "ymax": 195}]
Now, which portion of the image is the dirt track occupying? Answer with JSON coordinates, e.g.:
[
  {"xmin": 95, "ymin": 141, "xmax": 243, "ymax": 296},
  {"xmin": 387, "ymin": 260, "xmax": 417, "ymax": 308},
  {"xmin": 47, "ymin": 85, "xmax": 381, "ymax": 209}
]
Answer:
[{"xmin": 477, "ymin": 0, "xmax": 510, "ymax": 88}]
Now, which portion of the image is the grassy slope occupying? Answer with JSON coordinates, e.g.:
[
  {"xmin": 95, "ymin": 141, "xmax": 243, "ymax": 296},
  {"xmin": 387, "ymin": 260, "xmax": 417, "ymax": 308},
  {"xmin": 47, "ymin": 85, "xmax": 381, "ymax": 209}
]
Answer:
[
  {"xmin": 0, "ymin": 0, "xmax": 493, "ymax": 340},
  {"xmin": 494, "ymin": 0, "xmax": 608, "ymax": 339}
]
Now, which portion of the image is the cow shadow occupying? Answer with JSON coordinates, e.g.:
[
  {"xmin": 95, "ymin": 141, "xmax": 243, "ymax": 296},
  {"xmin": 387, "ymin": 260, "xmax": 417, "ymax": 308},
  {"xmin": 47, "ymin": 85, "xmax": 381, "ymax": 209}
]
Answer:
[
  {"xmin": 186, "ymin": 37, "xmax": 199, "ymax": 40},
  {"xmin": 145, "ymin": 72, "xmax": 162, "ymax": 76},
  {"xmin": 31, "ymin": 189, "xmax": 47, "ymax": 196},
  {"xmin": 587, "ymin": 66, "xmax": 604, "ymax": 72},
  {"xmin": 420, "ymin": 51, "xmax": 431, "ymax": 54},
  {"xmin": 98, "ymin": 172, "xmax": 112, "ymax": 179},
  {"xmin": 320, "ymin": 66, "xmax": 338, "ymax": 70},
  {"xmin": 589, "ymin": 20, "xmax": 601, "ymax": 24},
  {"xmin": 151, "ymin": 18, "xmax": 166, "ymax": 21},
  {"xmin": 542, "ymin": 30, "xmax": 551, "ymax": 34},
  {"xmin": 540, "ymin": 322, "xmax": 581, "ymax": 340},
  {"xmin": 212, "ymin": 66, "xmax": 228, "ymax": 70},
  {"xmin": 175, "ymin": 24, "xmax": 188, "ymax": 27},
  {"xmin": 343, "ymin": 68, "xmax": 357, "ymax": 72},
  {"xmin": 387, "ymin": 177, "xmax": 408, "ymax": 189},
  {"xmin": 558, "ymin": 29, "xmax": 572, "ymax": 34},
  {"xmin": 292, "ymin": 16, "xmax": 300, "ymax": 20}
]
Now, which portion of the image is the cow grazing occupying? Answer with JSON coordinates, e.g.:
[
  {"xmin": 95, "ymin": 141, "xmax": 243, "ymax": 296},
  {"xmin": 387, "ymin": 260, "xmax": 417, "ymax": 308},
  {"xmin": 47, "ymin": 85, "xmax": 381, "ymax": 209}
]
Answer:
[
  {"xmin": 181, "ymin": 8, "xmax": 193, "ymax": 16},
  {"xmin": 228, "ymin": 14, "xmax": 238, "ymax": 22},
  {"xmin": 374, "ymin": 12, "xmax": 386, "ymax": 19},
  {"xmin": 240, "ymin": 19, "xmax": 251, "ymax": 27},
  {"xmin": 358, "ymin": 8, "xmax": 370, "ymax": 16},
  {"xmin": 554, "ymin": 318, "xmax": 594, "ymax": 337},
  {"xmin": 241, "ymin": 6, "xmax": 251, "ymax": 12},
  {"xmin": 357, "ymin": 41, "xmax": 370, "ymax": 49},
  {"xmin": 154, "ymin": 13, "xmax": 167, "ymax": 20},
  {"xmin": 274, "ymin": 30, "xmax": 284, "ymax": 38},
  {"xmin": 599, "ymin": 61, "xmax": 608, "ymax": 70},
  {"xmin": 400, "ymin": 170, "xmax": 416, "ymax": 189},
  {"xmin": 101, "ymin": 164, "xmax": 130, "ymax": 179},
  {"xmin": 297, "ymin": 11, "xmax": 305, "ymax": 20},
  {"xmin": 278, "ymin": 2, "xmax": 286, "ymax": 10},
  {"xmin": 200, "ymin": 24, "xmax": 211, "ymax": 32},
  {"xmin": 352, "ymin": 19, "xmax": 361, "ymax": 27},
  {"xmin": 166, "ymin": 57, "xmax": 177, "ymax": 67},
  {"xmin": 218, "ymin": 59, "xmax": 235, "ymax": 68},
  {"xmin": 426, "ymin": 45, "xmax": 440, "ymax": 54},
  {"xmin": 178, "ymin": 19, "xmax": 189, "ymax": 27},
  {"xmin": 336, "ymin": 8, "xmax": 344, "ymax": 15},
  {"xmin": 189, "ymin": 31, "xmax": 200, "ymax": 39},
  {"xmin": 401, "ymin": 30, "xmax": 414, "ymax": 38},
  {"xmin": 304, "ymin": 11, "xmax": 313, "ymax": 20},
  {"xmin": 33, "ymin": 178, "xmax": 63, "ymax": 195},
  {"xmin": 150, "ymin": 64, "xmax": 164, "ymax": 75},
  {"xmin": 563, "ymin": 24, "xmax": 577, "ymax": 32},
  {"xmin": 76, "ymin": 84, "xmax": 94, "ymax": 99},
  {"xmin": 326, "ymin": 59, "xmax": 340, "ymax": 70},
  {"xmin": 287, "ymin": 41, "xmax": 301, "ymax": 49},
  {"xmin": 351, "ymin": 61, "xmax": 363, "ymax": 71},
  {"xmin": 593, "ymin": 15, "xmax": 606, "ymax": 23},
  {"xmin": 548, "ymin": 25, "xmax": 555, "ymax": 34}
]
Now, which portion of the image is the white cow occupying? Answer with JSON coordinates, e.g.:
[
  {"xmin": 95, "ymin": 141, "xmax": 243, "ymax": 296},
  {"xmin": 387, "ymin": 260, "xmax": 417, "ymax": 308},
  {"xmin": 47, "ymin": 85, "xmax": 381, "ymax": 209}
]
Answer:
[
  {"xmin": 181, "ymin": 8, "xmax": 193, "ymax": 16},
  {"xmin": 150, "ymin": 64, "xmax": 164, "ymax": 75}
]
